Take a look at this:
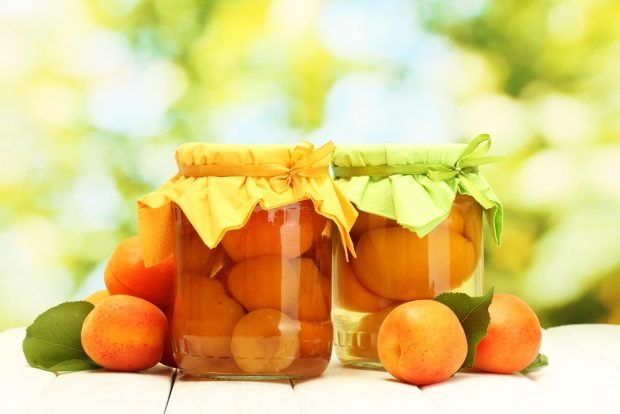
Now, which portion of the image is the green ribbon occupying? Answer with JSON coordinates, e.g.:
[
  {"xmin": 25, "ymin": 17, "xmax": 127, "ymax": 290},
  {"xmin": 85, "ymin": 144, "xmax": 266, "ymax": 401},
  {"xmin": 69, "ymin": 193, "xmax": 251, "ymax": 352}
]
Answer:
[{"xmin": 331, "ymin": 134, "xmax": 502, "ymax": 209}]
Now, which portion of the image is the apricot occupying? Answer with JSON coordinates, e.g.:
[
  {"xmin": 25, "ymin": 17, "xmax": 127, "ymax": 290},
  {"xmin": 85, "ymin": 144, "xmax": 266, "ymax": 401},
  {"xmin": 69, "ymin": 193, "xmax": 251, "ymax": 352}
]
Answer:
[
  {"xmin": 350, "ymin": 211, "xmax": 397, "ymax": 238},
  {"xmin": 335, "ymin": 251, "xmax": 393, "ymax": 312},
  {"xmin": 231, "ymin": 309, "xmax": 299, "ymax": 374},
  {"xmin": 291, "ymin": 258, "xmax": 329, "ymax": 321},
  {"xmin": 84, "ymin": 289, "xmax": 110, "ymax": 306},
  {"xmin": 227, "ymin": 255, "xmax": 290, "ymax": 313},
  {"xmin": 221, "ymin": 201, "xmax": 317, "ymax": 262},
  {"xmin": 227, "ymin": 256, "xmax": 328, "ymax": 321},
  {"xmin": 172, "ymin": 276, "xmax": 245, "ymax": 359},
  {"xmin": 104, "ymin": 236, "xmax": 175, "ymax": 309},
  {"xmin": 299, "ymin": 320, "xmax": 332, "ymax": 359},
  {"xmin": 473, "ymin": 293, "xmax": 542, "ymax": 374},
  {"xmin": 377, "ymin": 300, "xmax": 467, "ymax": 385},
  {"xmin": 81, "ymin": 294, "xmax": 167, "ymax": 372},
  {"xmin": 352, "ymin": 226, "xmax": 476, "ymax": 300}
]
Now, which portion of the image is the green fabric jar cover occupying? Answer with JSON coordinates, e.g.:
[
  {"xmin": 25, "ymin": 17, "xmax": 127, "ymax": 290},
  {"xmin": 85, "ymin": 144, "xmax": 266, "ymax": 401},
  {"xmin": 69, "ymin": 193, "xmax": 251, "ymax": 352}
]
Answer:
[{"xmin": 331, "ymin": 134, "xmax": 503, "ymax": 243}]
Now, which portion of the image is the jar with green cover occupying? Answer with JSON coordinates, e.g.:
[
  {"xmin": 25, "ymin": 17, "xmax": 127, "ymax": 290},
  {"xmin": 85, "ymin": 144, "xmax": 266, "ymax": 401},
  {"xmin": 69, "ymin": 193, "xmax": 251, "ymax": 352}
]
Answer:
[{"xmin": 330, "ymin": 134, "xmax": 503, "ymax": 368}]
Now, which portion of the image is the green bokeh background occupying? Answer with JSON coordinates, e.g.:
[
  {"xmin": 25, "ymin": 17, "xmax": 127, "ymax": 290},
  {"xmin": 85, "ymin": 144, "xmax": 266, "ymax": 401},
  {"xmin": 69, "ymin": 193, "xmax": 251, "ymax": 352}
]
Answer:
[{"xmin": 1, "ymin": 0, "xmax": 619, "ymax": 330}]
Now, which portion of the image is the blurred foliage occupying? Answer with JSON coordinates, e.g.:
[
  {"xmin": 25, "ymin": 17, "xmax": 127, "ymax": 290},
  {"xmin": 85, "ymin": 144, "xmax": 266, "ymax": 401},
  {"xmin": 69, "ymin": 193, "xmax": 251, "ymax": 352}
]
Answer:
[{"xmin": 1, "ymin": 0, "xmax": 619, "ymax": 329}]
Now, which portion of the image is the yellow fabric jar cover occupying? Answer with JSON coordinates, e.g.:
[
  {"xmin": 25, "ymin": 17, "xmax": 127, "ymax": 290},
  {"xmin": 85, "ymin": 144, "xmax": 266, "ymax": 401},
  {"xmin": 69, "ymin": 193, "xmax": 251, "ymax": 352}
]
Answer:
[{"xmin": 137, "ymin": 141, "xmax": 357, "ymax": 267}]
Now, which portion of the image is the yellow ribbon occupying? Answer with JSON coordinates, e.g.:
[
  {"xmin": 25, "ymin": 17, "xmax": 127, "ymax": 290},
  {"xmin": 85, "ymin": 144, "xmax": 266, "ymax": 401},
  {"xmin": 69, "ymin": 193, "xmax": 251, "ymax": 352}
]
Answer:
[
  {"xmin": 331, "ymin": 134, "xmax": 502, "ymax": 208},
  {"xmin": 178, "ymin": 141, "xmax": 336, "ymax": 193}
]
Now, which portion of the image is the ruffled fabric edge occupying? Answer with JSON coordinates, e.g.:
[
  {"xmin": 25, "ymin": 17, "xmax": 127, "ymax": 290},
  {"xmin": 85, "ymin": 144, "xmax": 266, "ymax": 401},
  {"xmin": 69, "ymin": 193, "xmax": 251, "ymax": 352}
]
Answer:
[
  {"xmin": 334, "ymin": 172, "xmax": 503, "ymax": 244},
  {"xmin": 137, "ymin": 174, "xmax": 358, "ymax": 267}
]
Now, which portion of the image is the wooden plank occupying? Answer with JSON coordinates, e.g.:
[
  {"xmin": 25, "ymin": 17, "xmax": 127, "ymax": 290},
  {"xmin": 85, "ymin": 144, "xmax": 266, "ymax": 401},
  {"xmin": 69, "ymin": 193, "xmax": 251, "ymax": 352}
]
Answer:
[
  {"xmin": 3, "ymin": 366, "xmax": 57, "ymax": 414},
  {"xmin": 292, "ymin": 361, "xmax": 441, "ymax": 414},
  {"xmin": 166, "ymin": 375, "xmax": 300, "ymax": 414},
  {"xmin": 422, "ymin": 371, "xmax": 570, "ymax": 414},
  {"xmin": 0, "ymin": 328, "xmax": 57, "ymax": 414},
  {"xmin": 525, "ymin": 325, "xmax": 620, "ymax": 414},
  {"xmin": 24, "ymin": 366, "xmax": 175, "ymax": 414}
]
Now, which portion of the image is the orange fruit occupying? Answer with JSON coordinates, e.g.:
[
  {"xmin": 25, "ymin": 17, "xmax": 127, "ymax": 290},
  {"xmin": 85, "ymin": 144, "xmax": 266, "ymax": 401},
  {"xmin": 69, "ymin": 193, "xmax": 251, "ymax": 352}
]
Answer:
[
  {"xmin": 473, "ymin": 293, "xmax": 542, "ymax": 374},
  {"xmin": 352, "ymin": 226, "xmax": 476, "ymax": 300},
  {"xmin": 172, "ymin": 276, "xmax": 245, "ymax": 359},
  {"xmin": 227, "ymin": 256, "xmax": 328, "ymax": 321},
  {"xmin": 335, "ymin": 251, "xmax": 393, "ymax": 312},
  {"xmin": 104, "ymin": 236, "xmax": 175, "ymax": 309},
  {"xmin": 81, "ymin": 294, "xmax": 167, "ymax": 372},
  {"xmin": 378, "ymin": 300, "xmax": 467, "ymax": 385},
  {"xmin": 221, "ymin": 201, "xmax": 317, "ymax": 261}
]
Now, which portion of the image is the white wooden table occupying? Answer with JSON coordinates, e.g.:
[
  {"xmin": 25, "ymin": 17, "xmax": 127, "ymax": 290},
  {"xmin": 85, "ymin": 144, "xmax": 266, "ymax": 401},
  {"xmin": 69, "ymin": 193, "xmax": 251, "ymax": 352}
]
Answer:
[{"xmin": 2, "ymin": 324, "xmax": 620, "ymax": 414}]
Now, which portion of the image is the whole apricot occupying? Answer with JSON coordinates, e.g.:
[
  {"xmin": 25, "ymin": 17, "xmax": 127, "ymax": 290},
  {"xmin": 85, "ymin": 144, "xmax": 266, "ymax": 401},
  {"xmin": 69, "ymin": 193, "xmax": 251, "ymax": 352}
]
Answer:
[
  {"xmin": 353, "ymin": 226, "xmax": 476, "ymax": 300},
  {"xmin": 473, "ymin": 293, "xmax": 542, "ymax": 374},
  {"xmin": 377, "ymin": 300, "xmax": 467, "ymax": 385},
  {"xmin": 104, "ymin": 236, "xmax": 175, "ymax": 309},
  {"xmin": 231, "ymin": 309, "xmax": 299, "ymax": 374},
  {"xmin": 221, "ymin": 201, "xmax": 317, "ymax": 261},
  {"xmin": 81, "ymin": 294, "xmax": 167, "ymax": 372}
]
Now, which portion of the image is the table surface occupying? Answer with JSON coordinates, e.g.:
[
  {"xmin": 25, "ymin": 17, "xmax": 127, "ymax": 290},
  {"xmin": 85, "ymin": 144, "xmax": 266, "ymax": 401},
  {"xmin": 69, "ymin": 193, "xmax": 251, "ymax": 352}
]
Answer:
[{"xmin": 2, "ymin": 324, "xmax": 620, "ymax": 414}]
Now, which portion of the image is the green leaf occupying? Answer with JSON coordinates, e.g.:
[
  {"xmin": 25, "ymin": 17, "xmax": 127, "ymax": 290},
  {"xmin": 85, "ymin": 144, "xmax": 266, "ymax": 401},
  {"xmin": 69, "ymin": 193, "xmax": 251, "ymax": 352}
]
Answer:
[
  {"xmin": 434, "ymin": 287, "xmax": 494, "ymax": 368},
  {"xmin": 520, "ymin": 353, "xmax": 549, "ymax": 375},
  {"xmin": 23, "ymin": 301, "xmax": 100, "ymax": 373}
]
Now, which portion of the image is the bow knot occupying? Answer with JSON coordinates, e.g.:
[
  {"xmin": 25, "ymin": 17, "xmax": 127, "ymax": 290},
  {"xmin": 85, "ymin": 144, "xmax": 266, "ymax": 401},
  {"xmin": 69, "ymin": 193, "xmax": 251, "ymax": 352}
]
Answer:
[
  {"xmin": 177, "ymin": 141, "xmax": 334, "ymax": 193},
  {"xmin": 267, "ymin": 141, "xmax": 334, "ymax": 193}
]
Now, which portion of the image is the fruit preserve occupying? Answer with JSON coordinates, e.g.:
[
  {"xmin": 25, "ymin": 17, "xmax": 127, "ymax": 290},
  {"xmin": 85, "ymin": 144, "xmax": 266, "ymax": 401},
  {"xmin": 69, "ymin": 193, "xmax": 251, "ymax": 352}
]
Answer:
[
  {"xmin": 172, "ymin": 201, "xmax": 333, "ymax": 379},
  {"xmin": 331, "ymin": 135, "xmax": 503, "ymax": 368},
  {"xmin": 136, "ymin": 141, "xmax": 357, "ymax": 379}
]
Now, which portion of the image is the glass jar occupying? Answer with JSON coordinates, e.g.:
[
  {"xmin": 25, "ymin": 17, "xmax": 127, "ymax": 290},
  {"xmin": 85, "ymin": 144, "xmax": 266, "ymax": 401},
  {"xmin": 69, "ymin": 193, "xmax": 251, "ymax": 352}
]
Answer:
[
  {"xmin": 136, "ymin": 141, "xmax": 356, "ymax": 379},
  {"xmin": 330, "ymin": 136, "xmax": 503, "ymax": 368},
  {"xmin": 171, "ymin": 200, "xmax": 333, "ymax": 379},
  {"xmin": 332, "ymin": 195, "xmax": 483, "ymax": 368}
]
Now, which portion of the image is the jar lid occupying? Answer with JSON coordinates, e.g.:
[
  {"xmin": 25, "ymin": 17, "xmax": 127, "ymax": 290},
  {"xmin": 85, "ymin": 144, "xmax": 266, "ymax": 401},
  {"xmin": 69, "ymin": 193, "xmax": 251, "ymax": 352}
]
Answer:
[
  {"xmin": 137, "ymin": 141, "xmax": 357, "ymax": 266},
  {"xmin": 331, "ymin": 134, "xmax": 503, "ymax": 243}
]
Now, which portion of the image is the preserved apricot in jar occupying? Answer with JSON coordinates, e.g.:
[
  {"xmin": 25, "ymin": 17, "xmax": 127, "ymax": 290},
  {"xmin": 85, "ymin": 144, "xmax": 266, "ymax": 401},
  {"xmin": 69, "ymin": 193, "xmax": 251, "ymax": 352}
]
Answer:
[
  {"xmin": 221, "ymin": 201, "xmax": 317, "ymax": 262},
  {"xmin": 335, "ymin": 253, "xmax": 393, "ymax": 312},
  {"xmin": 231, "ymin": 309, "xmax": 299, "ymax": 374},
  {"xmin": 227, "ymin": 256, "xmax": 328, "ymax": 321},
  {"xmin": 352, "ymin": 226, "xmax": 477, "ymax": 301},
  {"xmin": 172, "ymin": 276, "xmax": 245, "ymax": 359}
]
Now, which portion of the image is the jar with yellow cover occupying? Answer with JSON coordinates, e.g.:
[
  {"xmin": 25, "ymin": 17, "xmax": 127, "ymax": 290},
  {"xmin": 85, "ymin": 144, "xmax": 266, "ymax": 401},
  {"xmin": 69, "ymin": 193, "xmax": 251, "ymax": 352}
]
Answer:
[
  {"xmin": 330, "ymin": 135, "xmax": 503, "ymax": 368},
  {"xmin": 136, "ymin": 141, "xmax": 356, "ymax": 379}
]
